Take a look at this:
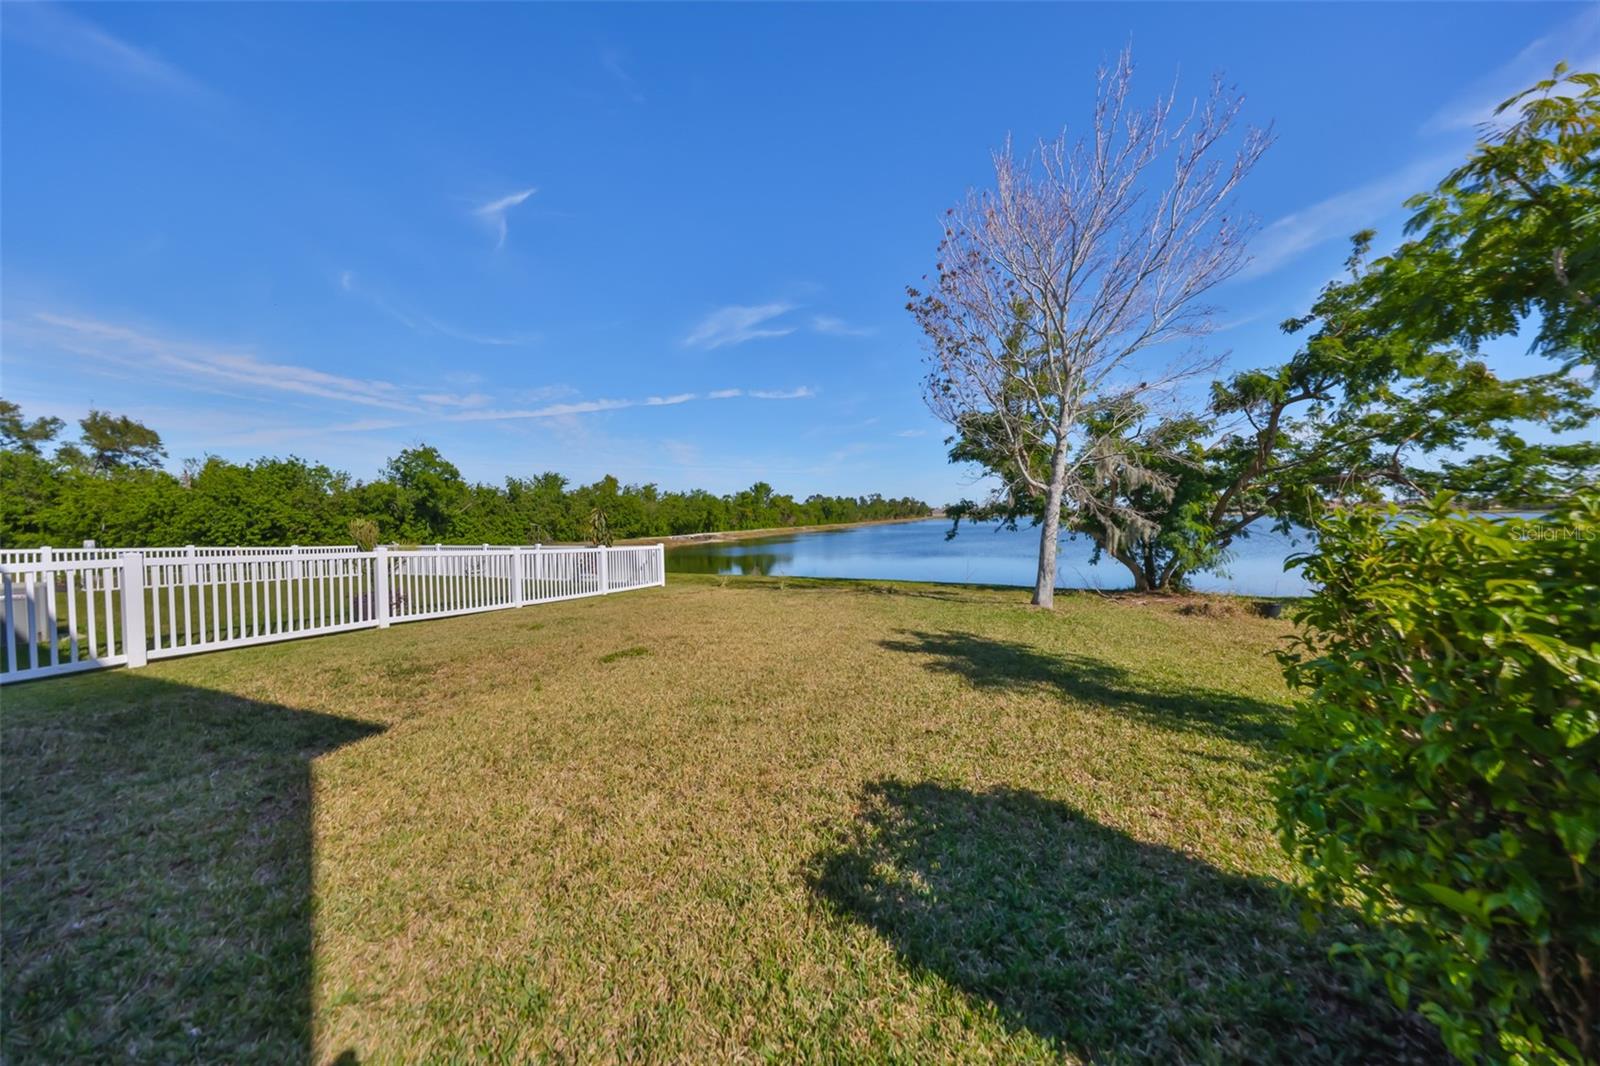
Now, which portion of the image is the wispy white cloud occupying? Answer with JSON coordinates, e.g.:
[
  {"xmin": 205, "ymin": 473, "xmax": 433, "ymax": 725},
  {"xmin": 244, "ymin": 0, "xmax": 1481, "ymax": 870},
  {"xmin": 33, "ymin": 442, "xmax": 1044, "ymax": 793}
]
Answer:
[
  {"xmin": 2, "ymin": 3, "xmax": 212, "ymax": 97},
  {"xmin": 418, "ymin": 392, "xmax": 492, "ymax": 408},
  {"xmin": 708, "ymin": 386, "xmax": 816, "ymax": 401},
  {"xmin": 660, "ymin": 440, "xmax": 702, "ymax": 467},
  {"xmin": 194, "ymin": 417, "xmax": 411, "ymax": 449},
  {"xmin": 7, "ymin": 310, "xmax": 817, "ymax": 455},
  {"xmin": 20, "ymin": 312, "xmax": 421, "ymax": 412},
  {"xmin": 1210, "ymin": 310, "xmax": 1271, "ymax": 334},
  {"xmin": 600, "ymin": 46, "xmax": 645, "ymax": 104},
  {"xmin": 683, "ymin": 304, "xmax": 873, "ymax": 348},
  {"xmin": 1244, "ymin": 13, "xmax": 1600, "ymax": 282},
  {"xmin": 1423, "ymin": 7, "xmax": 1600, "ymax": 134},
  {"xmin": 749, "ymin": 386, "xmax": 816, "ymax": 400},
  {"xmin": 475, "ymin": 187, "xmax": 538, "ymax": 249},
  {"xmin": 340, "ymin": 270, "xmax": 537, "ymax": 346},
  {"xmin": 896, "ymin": 429, "xmax": 927, "ymax": 438},
  {"xmin": 683, "ymin": 303, "xmax": 796, "ymax": 349},
  {"xmin": 418, "ymin": 316, "xmax": 537, "ymax": 347},
  {"xmin": 811, "ymin": 314, "xmax": 875, "ymax": 337},
  {"xmin": 448, "ymin": 399, "xmax": 634, "ymax": 422},
  {"xmin": 447, "ymin": 387, "xmax": 807, "ymax": 423},
  {"xmin": 1239, "ymin": 154, "xmax": 1456, "ymax": 280}
]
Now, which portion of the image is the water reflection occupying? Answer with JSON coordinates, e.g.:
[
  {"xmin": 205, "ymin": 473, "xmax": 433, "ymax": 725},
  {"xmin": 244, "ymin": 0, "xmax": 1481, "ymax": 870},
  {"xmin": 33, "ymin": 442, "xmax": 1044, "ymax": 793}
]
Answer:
[
  {"xmin": 666, "ymin": 550, "xmax": 787, "ymax": 576},
  {"xmin": 667, "ymin": 518, "xmax": 1315, "ymax": 597}
]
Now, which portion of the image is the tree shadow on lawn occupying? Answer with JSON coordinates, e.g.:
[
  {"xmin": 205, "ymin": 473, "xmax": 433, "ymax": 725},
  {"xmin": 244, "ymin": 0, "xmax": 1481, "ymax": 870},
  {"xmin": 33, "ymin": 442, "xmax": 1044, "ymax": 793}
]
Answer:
[
  {"xmin": 0, "ymin": 672, "xmax": 381, "ymax": 1063},
  {"xmin": 880, "ymin": 628, "xmax": 1287, "ymax": 752},
  {"xmin": 810, "ymin": 780, "xmax": 1442, "ymax": 1064},
  {"xmin": 709, "ymin": 573, "xmax": 1023, "ymax": 603}
]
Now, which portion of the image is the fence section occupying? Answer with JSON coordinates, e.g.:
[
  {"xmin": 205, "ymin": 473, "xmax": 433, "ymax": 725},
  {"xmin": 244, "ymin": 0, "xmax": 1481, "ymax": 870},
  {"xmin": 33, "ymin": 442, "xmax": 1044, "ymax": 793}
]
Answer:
[
  {"xmin": 144, "ymin": 552, "xmax": 382, "ymax": 661},
  {"xmin": 603, "ymin": 545, "xmax": 663, "ymax": 592},
  {"xmin": 388, "ymin": 547, "xmax": 519, "ymax": 623},
  {"xmin": 1, "ymin": 557, "xmax": 132, "ymax": 681},
  {"xmin": 1, "ymin": 543, "xmax": 664, "ymax": 684}
]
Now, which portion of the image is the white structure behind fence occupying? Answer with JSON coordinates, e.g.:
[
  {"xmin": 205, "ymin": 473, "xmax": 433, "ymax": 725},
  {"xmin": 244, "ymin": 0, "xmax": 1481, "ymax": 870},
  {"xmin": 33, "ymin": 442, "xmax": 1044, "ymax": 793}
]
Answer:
[{"xmin": 0, "ymin": 543, "xmax": 665, "ymax": 684}]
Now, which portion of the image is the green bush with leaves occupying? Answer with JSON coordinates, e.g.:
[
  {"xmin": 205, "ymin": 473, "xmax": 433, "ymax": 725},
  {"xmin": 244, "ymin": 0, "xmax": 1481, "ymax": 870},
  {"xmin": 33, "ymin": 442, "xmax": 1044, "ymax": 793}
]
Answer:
[
  {"xmin": 347, "ymin": 517, "xmax": 380, "ymax": 552},
  {"xmin": 1277, "ymin": 493, "xmax": 1599, "ymax": 1064}
]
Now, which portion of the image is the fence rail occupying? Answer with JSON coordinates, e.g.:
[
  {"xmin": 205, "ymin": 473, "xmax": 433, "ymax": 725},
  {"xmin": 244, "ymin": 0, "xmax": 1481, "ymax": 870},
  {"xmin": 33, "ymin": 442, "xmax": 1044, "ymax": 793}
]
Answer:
[
  {"xmin": 0, "ymin": 543, "xmax": 665, "ymax": 685},
  {"xmin": 0, "ymin": 544, "xmax": 363, "ymax": 566}
]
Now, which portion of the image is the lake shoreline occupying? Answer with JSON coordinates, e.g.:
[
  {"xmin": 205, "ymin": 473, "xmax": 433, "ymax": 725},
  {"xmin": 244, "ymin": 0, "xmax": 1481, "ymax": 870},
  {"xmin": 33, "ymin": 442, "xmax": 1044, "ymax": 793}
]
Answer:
[
  {"xmin": 617, "ymin": 514, "xmax": 940, "ymax": 547},
  {"xmin": 678, "ymin": 571, "xmax": 1302, "ymax": 606}
]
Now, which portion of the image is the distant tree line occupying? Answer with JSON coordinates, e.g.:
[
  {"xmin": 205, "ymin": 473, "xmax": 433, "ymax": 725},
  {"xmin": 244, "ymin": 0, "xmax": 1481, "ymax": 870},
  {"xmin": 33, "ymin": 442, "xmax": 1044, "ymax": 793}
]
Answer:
[{"xmin": 0, "ymin": 403, "xmax": 931, "ymax": 548}]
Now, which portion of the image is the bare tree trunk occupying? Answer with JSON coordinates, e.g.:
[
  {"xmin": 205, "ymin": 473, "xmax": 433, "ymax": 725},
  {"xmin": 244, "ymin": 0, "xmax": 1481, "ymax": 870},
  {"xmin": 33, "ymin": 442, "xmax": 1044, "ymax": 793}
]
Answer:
[
  {"xmin": 1033, "ymin": 436, "xmax": 1073, "ymax": 607},
  {"xmin": 1033, "ymin": 485, "xmax": 1062, "ymax": 608}
]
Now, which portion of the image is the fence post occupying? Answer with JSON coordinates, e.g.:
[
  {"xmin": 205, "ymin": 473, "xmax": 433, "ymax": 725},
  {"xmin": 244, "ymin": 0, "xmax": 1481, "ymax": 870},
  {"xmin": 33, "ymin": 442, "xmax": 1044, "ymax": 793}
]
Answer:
[
  {"xmin": 657, "ymin": 543, "xmax": 666, "ymax": 586},
  {"xmin": 534, "ymin": 544, "xmax": 542, "ymax": 582},
  {"xmin": 374, "ymin": 546, "xmax": 391, "ymax": 629},
  {"xmin": 291, "ymin": 544, "xmax": 302, "ymax": 580},
  {"xmin": 511, "ymin": 548, "xmax": 525, "ymax": 608},
  {"xmin": 34, "ymin": 546, "xmax": 56, "ymax": 643},
  {"xmin": 121, "ymin": 552, "xmax": 148, "ymax": 667},
  {"xmin": 183, "ymin": 544, "xmax": 197, "ymax": 585},
  {"xmin": 598, "ymin": 545, "xmax": 609, "ymax": 594}
]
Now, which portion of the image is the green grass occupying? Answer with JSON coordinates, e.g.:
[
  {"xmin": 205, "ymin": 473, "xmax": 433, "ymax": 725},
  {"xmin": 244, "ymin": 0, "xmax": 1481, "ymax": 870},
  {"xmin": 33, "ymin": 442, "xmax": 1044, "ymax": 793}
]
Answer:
[{"xmin": 0, "ymin": 575, "xmax": 1440, "ymax": 1063}]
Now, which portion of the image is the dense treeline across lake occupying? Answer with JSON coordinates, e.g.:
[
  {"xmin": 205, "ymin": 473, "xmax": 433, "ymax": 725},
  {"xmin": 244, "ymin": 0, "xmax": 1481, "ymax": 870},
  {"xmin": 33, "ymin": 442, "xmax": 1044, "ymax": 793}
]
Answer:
[{"xmin": 0, "ymin": 403, "xmax": 930, "ymax": 547}]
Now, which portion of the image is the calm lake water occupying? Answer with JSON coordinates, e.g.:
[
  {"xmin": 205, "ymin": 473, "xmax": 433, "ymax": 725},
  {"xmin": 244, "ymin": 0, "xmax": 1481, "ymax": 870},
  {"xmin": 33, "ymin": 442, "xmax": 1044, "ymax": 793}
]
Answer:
[{"xmin": 667, "ymin": 517, "xmax": 1315, "ymax": 597}]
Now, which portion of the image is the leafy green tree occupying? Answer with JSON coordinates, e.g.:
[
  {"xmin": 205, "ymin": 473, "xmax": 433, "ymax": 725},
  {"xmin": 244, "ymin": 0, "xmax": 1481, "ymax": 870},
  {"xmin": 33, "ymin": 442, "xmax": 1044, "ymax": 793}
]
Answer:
[
  {"xmin": 1357, "ymin": 66, "xmax": 1598, "ymax": 365},
  {"xmin": 1417, "ymin": 441, "xmax": 1600, "ymax": 508},
  {"xmin": 505, "ymin": 472, "xmax": 579, "ymax": 543},
  {"xmin": 42, "ymin": 467, "xmax": 185, "ymax": 546},
  {"xmin": 74, "ymin": 409, "xmax": 167, "ymax": 473},
  {"xmin": 0, "ymin": 451, "xmax": 63, "ymax": 545},
  {"xmin": 383, "ymin": 445, "xmax": 469, "ymax": 541},
  {"xmin": 0, "ymin": 399, "xmax": 64, "ymax": 455}
]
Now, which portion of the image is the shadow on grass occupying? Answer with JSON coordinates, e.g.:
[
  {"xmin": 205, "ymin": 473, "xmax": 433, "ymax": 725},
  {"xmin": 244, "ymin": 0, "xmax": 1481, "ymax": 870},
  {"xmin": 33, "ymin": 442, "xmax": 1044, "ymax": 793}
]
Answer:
[
  {"xmin": 686, "ymin": 571, "xmax": 1031, "ymax": 603},
  {"xmin": 880, "ymin": 628, "xmax": 1287, "ymax": 751},
  {"xmin": 0, "ymin": 673, "xmax": 381, "ymax": 1063},
  {"xmin": 811, "ymin": 780, "xmax": 1441, "ymax": 1064}
]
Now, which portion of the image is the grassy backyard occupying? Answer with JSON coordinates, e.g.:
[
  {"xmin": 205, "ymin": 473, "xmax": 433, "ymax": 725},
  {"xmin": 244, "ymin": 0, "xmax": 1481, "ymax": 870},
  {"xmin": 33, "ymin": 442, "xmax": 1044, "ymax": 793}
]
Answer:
[{"xmin": 0, "ymin": 575, "xmax": 1440, "ymax": 1063}]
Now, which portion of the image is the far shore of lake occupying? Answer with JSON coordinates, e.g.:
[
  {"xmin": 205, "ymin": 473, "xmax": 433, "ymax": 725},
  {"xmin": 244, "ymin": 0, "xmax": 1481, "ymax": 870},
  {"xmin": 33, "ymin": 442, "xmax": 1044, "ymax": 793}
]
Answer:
[{"xmin": 616, "ymin": 513, "xmax": 942, "ymax": 547}]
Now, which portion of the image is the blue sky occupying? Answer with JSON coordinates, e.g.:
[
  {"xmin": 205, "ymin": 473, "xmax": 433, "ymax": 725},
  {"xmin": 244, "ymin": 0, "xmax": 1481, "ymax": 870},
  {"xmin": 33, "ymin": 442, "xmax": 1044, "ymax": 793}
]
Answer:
[{"xmin": 3, "ymin": 3, "xmax": 1595, "ymax": 506}]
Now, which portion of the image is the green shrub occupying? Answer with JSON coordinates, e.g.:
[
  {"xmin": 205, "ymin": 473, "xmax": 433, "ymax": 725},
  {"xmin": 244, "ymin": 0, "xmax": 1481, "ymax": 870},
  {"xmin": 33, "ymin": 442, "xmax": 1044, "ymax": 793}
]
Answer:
[
  {"xmin": 1277, "ymin": 493, "xmax": 1599, "ymax": 1064},
  {"xmin": 347, "ymin": 518, "xmax": 380, "ymax": 552}
]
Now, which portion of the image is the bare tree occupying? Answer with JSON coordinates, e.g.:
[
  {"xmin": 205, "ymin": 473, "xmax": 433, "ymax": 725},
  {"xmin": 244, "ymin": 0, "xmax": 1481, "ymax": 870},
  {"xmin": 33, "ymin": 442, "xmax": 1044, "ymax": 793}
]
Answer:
[{"xmin": 909, "ymin": 49, "xmax": 1270, "ymax": 607}]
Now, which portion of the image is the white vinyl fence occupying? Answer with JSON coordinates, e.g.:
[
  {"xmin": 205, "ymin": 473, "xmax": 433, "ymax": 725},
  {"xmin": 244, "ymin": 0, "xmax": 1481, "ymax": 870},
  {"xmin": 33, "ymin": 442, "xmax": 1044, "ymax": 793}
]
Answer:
[{"xmin": 0, "ymin": 543, "xmax": 665, "ymax": 684}]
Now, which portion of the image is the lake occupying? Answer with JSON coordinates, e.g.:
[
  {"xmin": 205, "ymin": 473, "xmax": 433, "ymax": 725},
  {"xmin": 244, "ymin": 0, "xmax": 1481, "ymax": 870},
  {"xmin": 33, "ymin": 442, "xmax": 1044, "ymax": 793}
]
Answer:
[{"xmin": 666, "ymin": 517, "xmax": 1315, "ymax": 597}]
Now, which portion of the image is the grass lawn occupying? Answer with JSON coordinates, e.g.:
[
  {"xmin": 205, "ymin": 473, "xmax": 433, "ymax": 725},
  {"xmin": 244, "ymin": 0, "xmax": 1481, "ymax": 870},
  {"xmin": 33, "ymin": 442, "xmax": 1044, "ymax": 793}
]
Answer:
[{"xmin": 1, "ymin": 575, "xmax": 1440, "ymax": 1063}]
